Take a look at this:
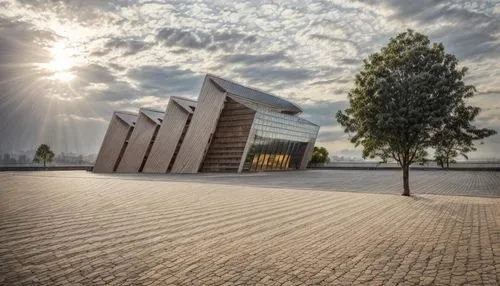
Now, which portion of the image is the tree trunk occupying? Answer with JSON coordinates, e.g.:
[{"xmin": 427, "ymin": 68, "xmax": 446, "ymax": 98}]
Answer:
[
  {"xmin": 446, "ymin": 159, "xmax": 449, "ymax": 169},
  {"xmin": 43, "ymin": 159, "xmax": 46, "ymax": 167},
  {"xmin": 402, "ymin": 164, "xmax": 410, "ymax": 196}
]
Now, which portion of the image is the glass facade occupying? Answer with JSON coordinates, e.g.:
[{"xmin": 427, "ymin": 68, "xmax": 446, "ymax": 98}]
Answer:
[{"xmin": 242, "ymin": 109, "xmax": 319, "ymax": 172}]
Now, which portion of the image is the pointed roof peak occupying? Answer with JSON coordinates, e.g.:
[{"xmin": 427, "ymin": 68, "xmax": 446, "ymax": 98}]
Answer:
[
  {"xmin": 139, "ymin": 107, "xmax": 165, "ymax": 124},
  {"xmin": 171, "ymin": 96, "xmax": 197, "ymax": 114},
  {"xmin": 114, "ymin": 111, "xmax": 137, "ymax": 126}
]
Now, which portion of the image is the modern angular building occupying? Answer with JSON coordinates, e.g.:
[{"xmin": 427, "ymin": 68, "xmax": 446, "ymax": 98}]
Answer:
[
  {"xmin": 93, "ymin": 111, "xmax": 137, "ymax": 173},
  {"xmin": 94, "ymin": 74, "xmax": 319, "ymax": 173},
  {"xmin": 115, "ymin": 108, "xmax": 165, "ymax": 173},
  {"xmin": 142, "ymin": 97, "xmax": 196, "ymax": 173}
]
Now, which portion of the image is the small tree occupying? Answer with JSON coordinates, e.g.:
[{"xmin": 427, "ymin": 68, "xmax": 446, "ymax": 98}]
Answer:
[
  {"xmin": 33, "ymin": 144, "xmax": 55, "ymax": 167},
  {"xmin": 433, "ymin": 110, "xmax": 496, "ymax": 168},
  {"xmin": 336, "ymin": 30, "xmax": 496, "ymax": 196},
  {"xmin": 310, "ymin": 146, "xmax": 330, "ymax": 164},
  {"xmin": 435, "ymin": 149, "xmax": 456, "ymax": 169}
]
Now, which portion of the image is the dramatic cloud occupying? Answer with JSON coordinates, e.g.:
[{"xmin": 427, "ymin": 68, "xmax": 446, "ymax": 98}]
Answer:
[
  {"xmin": 360, "ymin": 0, "xmax": 500, "ymax": 59},
  {"xmin": 221, "ymin": 52, "xmax": 291, "ymax": 65},
  {"xmin": 126, "ymin": 66, "xmax": 203, "ymax": 98},
  {"xmin": 0, "ymin": 0, "xmax": 498, "ymax": 159},
  {"xmin": 156, "ymin": 27, "xmax": 257, "ymax": 52},
  {"xmin": 72, "ymin": 64, "xmax": 116, "ymax": 84},
  {"xmin": 97, "ymin": 38, "xmax": 152, "ymax": 56},
  {"xmin": 233, "ymin": 66, "xmax": 313, "ymax": 88}
]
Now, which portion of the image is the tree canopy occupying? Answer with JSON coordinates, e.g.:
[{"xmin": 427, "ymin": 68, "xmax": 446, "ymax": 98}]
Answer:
[
  {"xmin": 33, "ymin": 144, "xmax": 55, "ymax": 167},
  {"xmin": 433, "ymin": 108, "xmax": 496, "ymax": 168},
  {"xmin": 310, "ymin": 146, "xmax": 330, "ymax": 164},
  {"xmin": 336, "ymin": 30, "xmax": 496, "ymax": 196}
]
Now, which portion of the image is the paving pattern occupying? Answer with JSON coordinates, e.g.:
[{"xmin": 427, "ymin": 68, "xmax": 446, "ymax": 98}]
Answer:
[
  {"xmin": 159, "ymin": 169, "xmax": 500, "ymax": 197},
  {"xmin": 11, "ymin": 169, "xmax": 500, "ymax": 197},
  {"xmin": 0, "ymin": 171, "xmax": 499, "ymax": 285}
]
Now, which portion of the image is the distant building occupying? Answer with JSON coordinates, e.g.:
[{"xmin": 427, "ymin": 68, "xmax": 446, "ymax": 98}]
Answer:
[{"xmin": 94, "ymin": 74, "xmax": 320, "ymax": 173}]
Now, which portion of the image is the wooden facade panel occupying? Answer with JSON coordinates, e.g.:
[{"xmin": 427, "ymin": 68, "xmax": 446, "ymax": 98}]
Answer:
[
  {"xmin": 201, "ymin": 98, "xmax": 255, "ymax": 173},
  {"xmin": 208, "ymin": 142, "xmax": 247, "ymax": 149},
  {"xmin": 204, "ymin": 137, "xmax": 251, "ymax": 144},
  {"xmin": 93, "ymin": 114, "xmax": 133, "ymax": 173},
  {"xmin": 171, "ymin": 78, "xmax": 227, "ymax": 173},
  {"xmin": 218, "ymin": 108, "xmax": 254, "ymax": 116},
  {"xmin": 116, "ymin": 113, "xmax": 158, "ymax": 173},
  {"xmin": 216, "ymin": 120, "xmax": 253, "ymax": 128},
  {"xmin": 142, "ymin": 101, "xmax": 189, "ymax": 173},
  {"xmin": 213, "ymin": 130, "xmax": 251, "ymax": 138},
  {"xmin": 217, "ymin": 114, "xmax": 255, "ymax": 122}
]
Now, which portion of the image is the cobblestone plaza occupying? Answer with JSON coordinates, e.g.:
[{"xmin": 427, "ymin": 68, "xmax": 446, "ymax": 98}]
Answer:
[{"xmin": 1, "ymin": 170, "xmax": 499, "ymax": 285}]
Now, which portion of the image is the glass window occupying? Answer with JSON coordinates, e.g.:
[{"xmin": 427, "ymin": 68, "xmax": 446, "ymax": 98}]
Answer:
[
  {"xmin": 258, "ymin": 137, "xmax": 270, "ymax": 171},
  {"xmin": 286, "ymin": 143, "xmax": 293, "ymax": 170},
  {"xmin": 242, "ymin": 108, "xmax": 319, "ymax": 172},
  {"xmin": 276, "ymin": 140, "xmax": 287, "ymax": 169},
  {"xmin": 279, "ymin": 141, "xmax": 290, "ymax": 170}
]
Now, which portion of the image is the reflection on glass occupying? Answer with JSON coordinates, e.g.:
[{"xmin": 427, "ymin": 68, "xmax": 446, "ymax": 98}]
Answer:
[
  {"xmin": 242, "ymin": 108, "xmax": 319, "ymax": 172},
  {"xmin": 244, "ymin": 137, "xmax": 309, "ymax": 172}
]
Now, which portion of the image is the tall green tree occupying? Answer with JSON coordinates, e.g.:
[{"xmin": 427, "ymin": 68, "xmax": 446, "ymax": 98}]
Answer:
[
  {"xmin": 33, "ymin": 144, "xmax": 55, "ymax": 167},
  {"xmin": 310, "ymin": 146, "xmax": 330, "ymax": 164},
  {"xmin": 336, "ymin": 30, "xmax": 496, "ymax": 196}
]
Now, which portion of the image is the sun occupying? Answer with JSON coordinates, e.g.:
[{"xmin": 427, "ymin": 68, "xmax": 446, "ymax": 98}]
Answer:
[{"xmin": 45, "ymin": 41, "xmax": 76, "ymax": 82}]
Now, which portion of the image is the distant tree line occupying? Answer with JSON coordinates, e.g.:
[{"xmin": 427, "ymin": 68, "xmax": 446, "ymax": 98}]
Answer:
[
  {"xmin": 0, "ymin": 144, "xmax": 95, "ymax": 166},
  {"xmin": 0, "ymin": 153, "xmax": 30, "ymax": 165}
]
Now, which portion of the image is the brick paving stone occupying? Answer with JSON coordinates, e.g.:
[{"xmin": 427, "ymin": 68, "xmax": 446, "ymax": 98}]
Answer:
[{"xmin": 0, "ymin": 171, "xmax": 499, "ymax": 285}]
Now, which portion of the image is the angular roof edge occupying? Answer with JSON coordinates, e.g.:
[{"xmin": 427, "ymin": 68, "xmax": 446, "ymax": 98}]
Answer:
[
  {"xmin": 206, "ymin": 74, "xmax": 303, "ymax": 115},
  {"xmin": 170, "ymin": 96, "xmax": 197, "ymax": 103},
  {"xmin": 114, "ymin": 110, "xmax": 137, "ymax": 116},
  {"xmin": 296, "ymin": 116, "xmax": 320, "ymax": 128},
  {"xmin": 170, "ymin": 96, "xmax": 197, "ymax": 114},
  {"xmin": 139, "ymin": 107, "xmax": 165, "ymax": 113},
  {"xmin": 139, "ymin": 107, "xmax": 165, "ymax": 125},
  {"xmin": 114, "ymin": 111, "xmax": 137, "ymax": 126}
]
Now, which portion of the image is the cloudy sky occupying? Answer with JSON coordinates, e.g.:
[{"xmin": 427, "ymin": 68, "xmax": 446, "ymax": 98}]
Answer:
[{"xmin": 0, "ymin": 0, "xmax": 499, "ymax": 159}]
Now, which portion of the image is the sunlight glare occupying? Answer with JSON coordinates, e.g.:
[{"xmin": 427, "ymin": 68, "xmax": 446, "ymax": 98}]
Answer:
[
  {"xmin": 52, "ymin": 71, "xmax": 75, "ymax": 82},
  {"xmin": 46, "ymin": 41, "xmax": 76, "ymax": 82}
]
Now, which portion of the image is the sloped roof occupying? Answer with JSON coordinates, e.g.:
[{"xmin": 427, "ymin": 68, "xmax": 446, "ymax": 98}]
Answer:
[
  {"xmin": 114, "ymin": 111, "xmax": 137, "ymax": 126},
  {"xmin": 208, "ymin": 75, "xmax": 303, "ymax": 114},
  {"xmin": 171, "ymin": 96, "xmax": 197, "ymax": 114},
  {"xmin": 140, "ymin": 108, "xmax": 165, "ymax": 125},
  {"xmin": 296, "ymin": 115, "xmax": 320, "ymax": 127}
]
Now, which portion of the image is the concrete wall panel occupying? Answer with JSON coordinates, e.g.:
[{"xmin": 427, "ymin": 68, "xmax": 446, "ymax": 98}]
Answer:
[
  {"xmin": 142, "ymin": 101, "xmax": 190, "ymax": 173},
  {"xmin": 171, "ymin": 78, "xmax": 226, "ymax": 173},
  {"xmin": 93, "ymin": 113, "xmax": 135, "ymax": 173},
  {"xmin": 299, "ymin": 139, "xmax": 317, "ymax": 170},
  {"xmin": 116, "ymin": 112, "xmax": 159, "ymax": 173}
]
